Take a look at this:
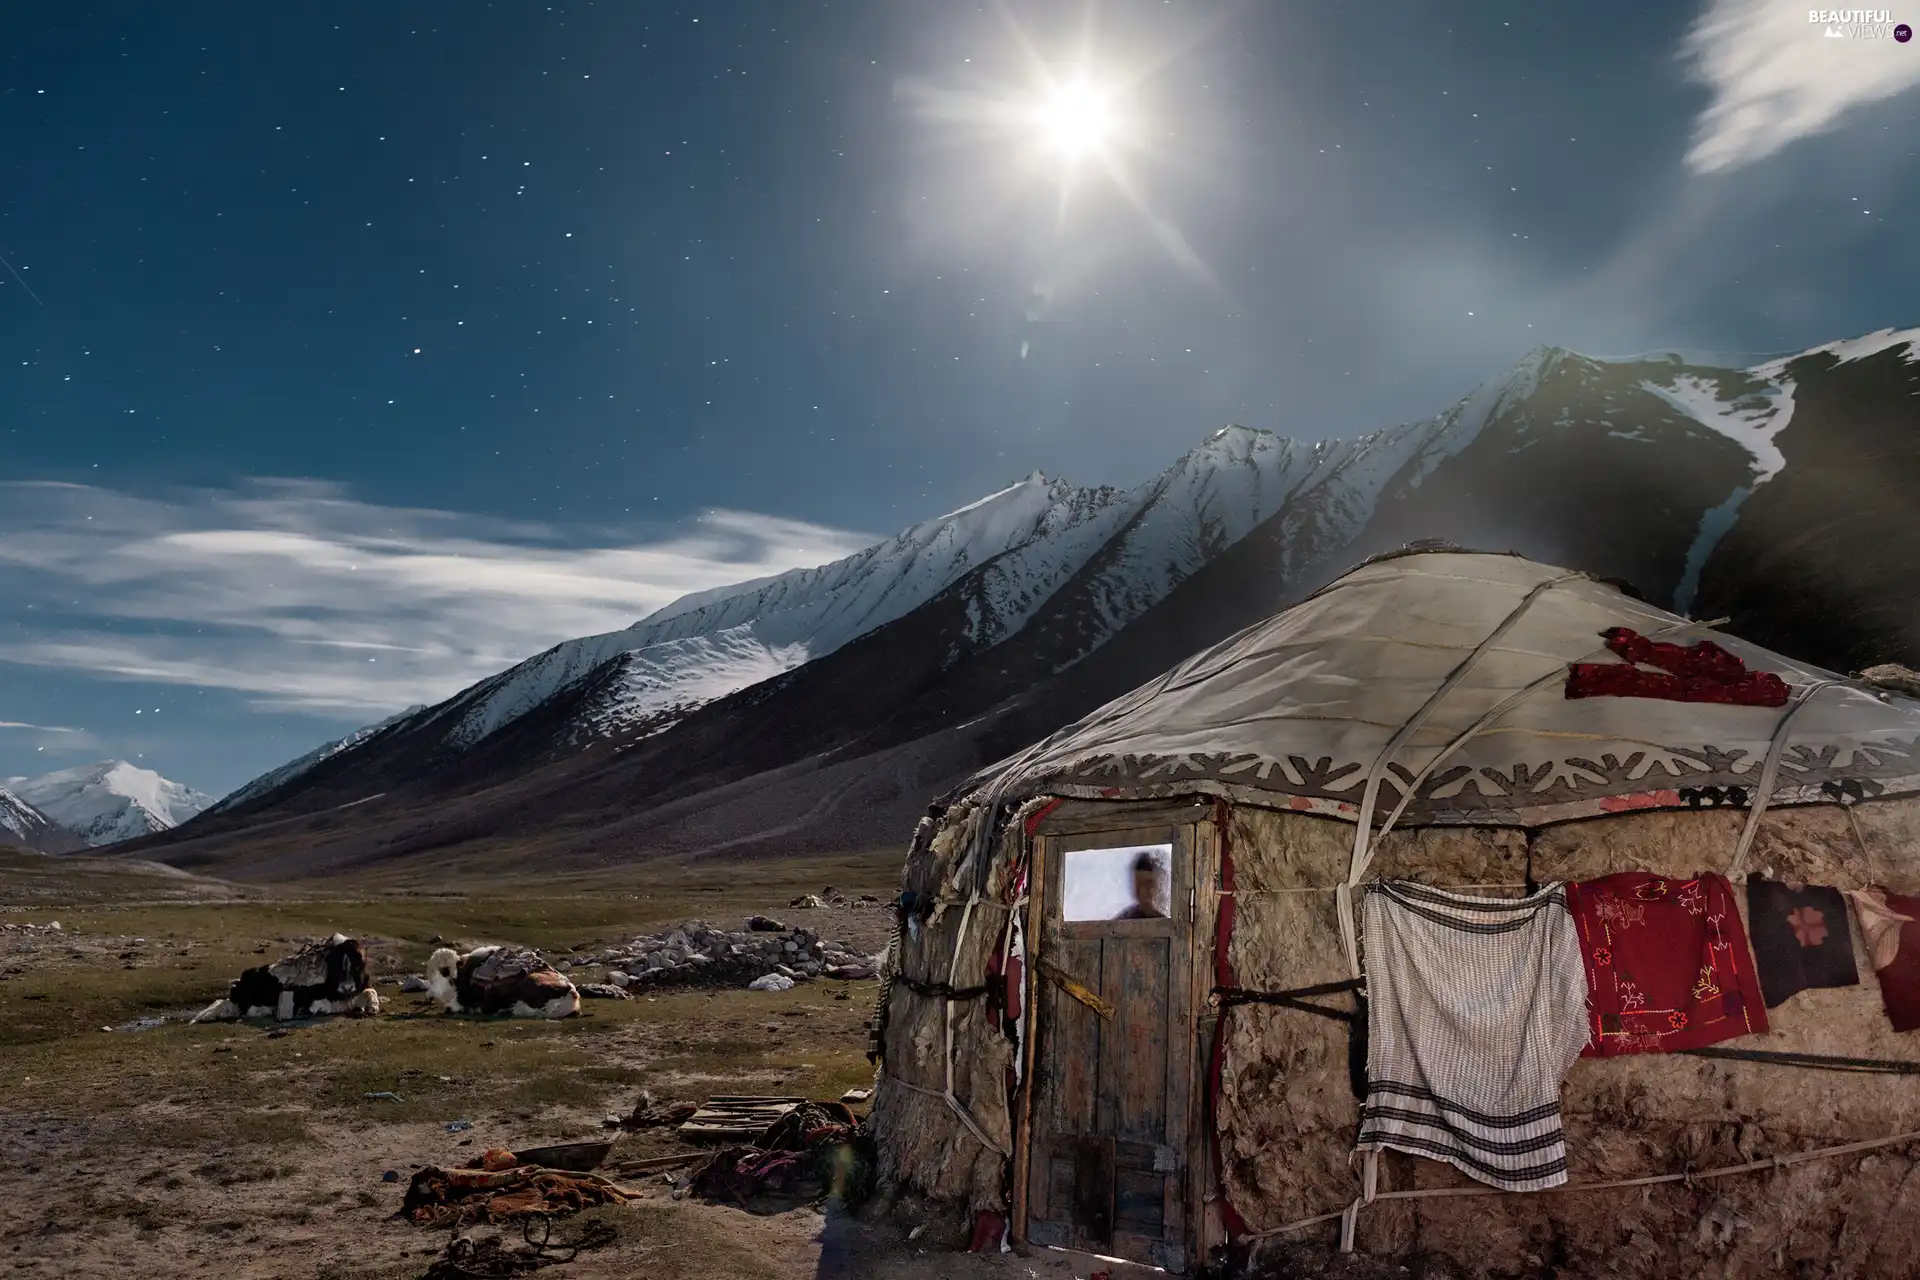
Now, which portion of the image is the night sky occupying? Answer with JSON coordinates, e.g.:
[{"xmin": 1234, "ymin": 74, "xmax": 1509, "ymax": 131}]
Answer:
[{"xmin": 4, "ymin": 1, "xmax": 1916, "ymax": 796}]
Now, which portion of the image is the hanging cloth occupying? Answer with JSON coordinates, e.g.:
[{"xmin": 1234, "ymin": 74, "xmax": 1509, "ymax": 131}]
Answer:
[
  {"xmin": 1744, "ymin": 874, "xmax": 1860, "ymax": 1008},
  {"xmin": 1851, "ymin": 887, "xmax": 1920, "ymax": 1033},
  {"xmin": 1355, "ymin": 881, "xmax": 1591, "ymax": 1192},
  {"xmin": 1565, "ymin": 872, "xmax": 1767, "ymax": 1055}
]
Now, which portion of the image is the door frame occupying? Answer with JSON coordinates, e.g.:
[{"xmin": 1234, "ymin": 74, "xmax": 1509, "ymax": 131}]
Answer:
[{"xmin": 1011, "ymin": 798, "xmax": 1220, "ymax": 1271}]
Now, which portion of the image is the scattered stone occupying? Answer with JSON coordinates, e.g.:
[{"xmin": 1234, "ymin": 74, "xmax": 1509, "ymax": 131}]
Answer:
[
  {"xmin": 606, "ymin": 970, "xmax": 631, "ymax": 988},
  {"xmin": 446, "ymin": 1119, "xmax": 473, "ymax": 1133},
  {"xmin": 788, "ymin": 894, "xmax": 825, "ymax": 909},
  {"xmin": 364, "ymin": 1091, "xmax": 403, "ymax": 1103},
  {"xmin": 841, "ymin": 1088, "xmax": 872, "ymax": 1104},
  {"xmin": 748, "ymin": 973, "xmax": 795, "ymax": 993},
  {"xmin": 577, "ymin": 983, "xmax": 631, "ymax": 1000},
  {"xmin": 746, "ymin": 915, "xmax": 786, "ymax": 932},
  {"xmin": 399, "ymin": 974, "xmax": 430, "ymax": 993}
]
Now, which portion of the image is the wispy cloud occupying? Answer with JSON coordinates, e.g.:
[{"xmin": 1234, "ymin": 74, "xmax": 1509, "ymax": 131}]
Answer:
[
  {"xmin": 1683, "ymin": 0, "xmax": 1920, "ymax": 174},
  {"xmin": 0, "ymin": 480, "xmax": 874, "ymax": 716},
  {"xmin": 0, "ymin": 721, "xmax": 83, "ymax": 732}
]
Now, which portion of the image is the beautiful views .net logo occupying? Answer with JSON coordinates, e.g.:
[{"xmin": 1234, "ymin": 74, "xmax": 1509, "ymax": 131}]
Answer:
[{"xmin": 1809, "ymin": 8, "xmax": 1913, "ymax": 38}]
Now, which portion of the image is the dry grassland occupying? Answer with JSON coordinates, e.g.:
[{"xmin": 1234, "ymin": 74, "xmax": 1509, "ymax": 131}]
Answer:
[{"xmin": 0, "ymin": 848, "xmax": 1130, "ymax": 1280}]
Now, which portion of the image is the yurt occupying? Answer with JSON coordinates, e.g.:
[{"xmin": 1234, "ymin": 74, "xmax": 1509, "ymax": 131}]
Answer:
[{"xmin": 866, "ymin": 546, "xmax": 1920, "ymax": 1277}]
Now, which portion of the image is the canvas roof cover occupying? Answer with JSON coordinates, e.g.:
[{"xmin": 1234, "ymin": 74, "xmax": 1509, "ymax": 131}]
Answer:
[{"xmin": 965, "ymin": 550, "xmax": 1920, "ymax": 827}]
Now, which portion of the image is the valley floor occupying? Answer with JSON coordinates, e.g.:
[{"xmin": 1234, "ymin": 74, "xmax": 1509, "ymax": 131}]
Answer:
[{"xmin": 0, "ymin": 849, "xmax": 1166, "ymax": 1280}]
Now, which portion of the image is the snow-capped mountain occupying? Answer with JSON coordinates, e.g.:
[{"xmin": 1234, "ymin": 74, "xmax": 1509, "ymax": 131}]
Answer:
[
  {"xmin": 10, "ymin": 761, "xmax": 214, "ymax": 847},
  {"xmin": 164, "ymin": 324, "xmax": 1920, "ymax": 876},
  {"xmin": 0, "ymin": 786, "xmax": 81, "ymax": 854},
  {"xmin": 203, "ymin": 706, "xmax": 427, "ymax": 816}
]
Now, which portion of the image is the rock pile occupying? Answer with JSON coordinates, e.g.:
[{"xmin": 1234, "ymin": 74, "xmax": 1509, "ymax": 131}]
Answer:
[{"xmin": 580, "ymin": 919, "xmax": 878, "ymax": 992}]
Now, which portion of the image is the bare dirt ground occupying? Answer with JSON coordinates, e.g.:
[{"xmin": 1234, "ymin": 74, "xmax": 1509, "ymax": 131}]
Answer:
[{"xmin": 0, "ymin": 848, "xmax": 1186, "ymax": 1280}]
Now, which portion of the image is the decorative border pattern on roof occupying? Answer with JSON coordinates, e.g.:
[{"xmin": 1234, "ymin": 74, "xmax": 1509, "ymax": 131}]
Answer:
[{"xmin": 1014, "ymin": 734, "xmax": 1920, "ymax": 826}]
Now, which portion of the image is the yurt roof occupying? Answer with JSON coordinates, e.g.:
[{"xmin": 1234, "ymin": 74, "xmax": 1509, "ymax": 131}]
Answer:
[{"xmin": 962, "ymin": 549, "xmax": 1920, "ymax": 828}]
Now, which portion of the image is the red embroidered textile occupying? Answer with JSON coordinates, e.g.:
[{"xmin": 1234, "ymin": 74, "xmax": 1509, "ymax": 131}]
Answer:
[
  {"xmin": 1565, "ymin": 627, "xmax": 1790, "ymax": 707},
  {"xmin": 1565, "ymin": 872, "xmax": 1768, "ymax": 1055}
]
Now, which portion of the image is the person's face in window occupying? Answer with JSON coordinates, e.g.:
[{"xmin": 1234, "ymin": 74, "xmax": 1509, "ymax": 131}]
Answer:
[{"xmin": 1129, "ymin": 858, "xmax": 1166, "ymax": 917}]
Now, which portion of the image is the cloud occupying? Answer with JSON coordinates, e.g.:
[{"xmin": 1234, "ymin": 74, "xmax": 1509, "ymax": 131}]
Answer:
[
  {"xmin": 0, "ymin": 721, "xmax": 83, "ymax": 733},
  {"xmin": 0, "ymin": 480, "xmax": 875, "ymax": 716},
  {"xmin": 1683, "ymin": 0, "xmax": 1920, "ymax": 174}
]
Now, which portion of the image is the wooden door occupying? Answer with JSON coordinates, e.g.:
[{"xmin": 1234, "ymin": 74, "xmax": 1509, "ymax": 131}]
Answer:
[{"xmin": 1023, "ymin": 822, "xmax": 1199, "ymax": 1271}]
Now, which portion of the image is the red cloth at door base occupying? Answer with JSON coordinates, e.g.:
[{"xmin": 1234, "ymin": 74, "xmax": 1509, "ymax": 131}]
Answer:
[{"xmin": 1565, "ymin": 872, "xmax": 1768, "ymax": 1056}]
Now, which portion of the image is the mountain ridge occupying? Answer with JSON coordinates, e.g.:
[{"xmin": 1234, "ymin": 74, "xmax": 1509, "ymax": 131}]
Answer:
[{"xmin": 137, "ymin": 324, "xmax": 1920, "ymax": 878}]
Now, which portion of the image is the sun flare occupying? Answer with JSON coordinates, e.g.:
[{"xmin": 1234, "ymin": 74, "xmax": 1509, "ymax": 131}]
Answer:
[{"xmin": 1036, "ymin": 78, "xmax": 1117, "ymax": 159}]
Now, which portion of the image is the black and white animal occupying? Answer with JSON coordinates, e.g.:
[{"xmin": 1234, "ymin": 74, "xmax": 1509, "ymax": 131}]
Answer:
[
  {"xmin": 424, "ymin": 945, "xmax": 580, "ymax": 1018},
  {"xmin": 191, "ymin": 933, "xmax": 380, "ymax": 1022}
]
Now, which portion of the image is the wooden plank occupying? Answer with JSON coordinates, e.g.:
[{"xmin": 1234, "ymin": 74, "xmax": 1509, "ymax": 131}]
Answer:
[
  {"xmin": 1189, "ymin": 817, "xmax": 1221, "ymax": 1261},
  {"xmin": 677, "ymin": 1096, "xmax": 804, "ymax": 1141},
  {"xmin": 1162, "ymin": 821, "xmax": 1199, "ymax": 1254},
  {"xmin": 1039, "ymin": 958, "xmax": 1115, "ymax": 1019},
  {"xmin": 1070, "ymin": 1135, "xmax": 1116, "ymax": 1246},
  {"xmin": 1114, "ymin": 937, "xmax": 1169, "ymax": 1144},
  {"xmin": 1029, "ymin": 798, "xmax": 1213, "ymax": 836},
  {"xmin": 1011, "ymin": 833, "xmax": 1046, "ymax": 1248},
  {"xmin": 1046, "ymin": 939, "xmax": 1102, "ymax": 1134}
]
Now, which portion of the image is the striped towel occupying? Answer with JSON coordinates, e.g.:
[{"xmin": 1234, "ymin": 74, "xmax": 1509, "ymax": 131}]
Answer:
[{"xmin": 1356, "ymin": 880, "xmax": 1592, "ymax": 1192}]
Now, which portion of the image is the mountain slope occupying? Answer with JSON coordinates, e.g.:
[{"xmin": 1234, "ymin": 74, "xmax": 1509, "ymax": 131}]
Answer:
[
  {"xmin": 11, "ymin": 761, "xmax": 214, "ymax": 847},
  {"xmin": 137, "ymin": 324, "xmax": 1920, "ymax": 879},
  {"xmin": 1693, "ymin": 327, "xmax": 1920, "ymax": 672},
  {"xmin": 0, "ymin": 786, "xmax": 83, "ymax": 854}
]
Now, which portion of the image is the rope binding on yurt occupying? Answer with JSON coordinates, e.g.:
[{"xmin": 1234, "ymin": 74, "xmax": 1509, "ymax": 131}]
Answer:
[
  {"xmin": 1679, "ymin": 1045, "xmax": 1920, "ymax": 1075},
  {"xmin": 1251, "ymin": 1126, "xmax": 1920, "ymax": 1258},
  {"xmin": 1210, "ymin": 977, "xmax": 1362, "ymax": 1022}
]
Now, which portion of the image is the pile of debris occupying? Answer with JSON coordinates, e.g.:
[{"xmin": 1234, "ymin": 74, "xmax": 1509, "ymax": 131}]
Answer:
[
  {"xmin": 553, "ymin": 919, "xmax": 878, "ymax": 993},
  {"xmin": 609, "ymin": 1092, "xmax": 874, "ymax": 1208}
]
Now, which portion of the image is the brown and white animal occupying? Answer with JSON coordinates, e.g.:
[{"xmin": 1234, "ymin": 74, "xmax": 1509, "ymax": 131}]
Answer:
[
  {"xmin": 424, "ymin": 945, "xmax": 579, "ymax": 1018},
  {"xmin": 191, "ymin": 933, "xmax": 381, "ymax": 1023}
]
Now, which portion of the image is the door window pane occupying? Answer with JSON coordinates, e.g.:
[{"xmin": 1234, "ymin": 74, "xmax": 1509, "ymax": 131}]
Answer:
[{"xmin": 1061, "ymin": 844, "xmax": 1174, "ymax": 921}]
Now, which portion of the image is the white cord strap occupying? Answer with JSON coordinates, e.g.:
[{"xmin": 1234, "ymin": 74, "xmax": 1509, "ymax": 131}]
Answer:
[
  {"xmin": 1727, "ymin": 679, "xmax": 1843, "ymax": 880},
  {"xmin": 1338, "ymin": 573, "xmax": 1580, "ymax": 976},
  {"xmin": 1366, "ymin": 617, "xmax": 1731, "ymax": 844}
]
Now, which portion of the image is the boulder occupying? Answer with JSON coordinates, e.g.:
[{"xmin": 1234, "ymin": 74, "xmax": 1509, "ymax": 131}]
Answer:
[
  {"xmin": 746, "ymin": 915, "xmax": 786, "ymax": 932},
  {"xmin": 748, "ymin": 973, "xmax": 795, "ymax": 993},
  {"xmin": 578, "ymin": 983, "xmax": 631, "ymax": 1000}
]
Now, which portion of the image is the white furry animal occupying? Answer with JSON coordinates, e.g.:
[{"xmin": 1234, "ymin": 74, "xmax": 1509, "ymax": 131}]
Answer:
[
  {"xmin": 191, "ymin": 933, "xmax": 381, "ymax": 1023},
  {"xmin": 424, "ymin": 944, "xmax": 580, "ymax": 1018}
]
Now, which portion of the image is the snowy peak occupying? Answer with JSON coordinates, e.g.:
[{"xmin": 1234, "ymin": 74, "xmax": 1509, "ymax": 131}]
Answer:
[
  {"xmin": 10, "ymin": 761, "xmax": 213, "ymax": 847},
  {"xmin": 1754, "ymin": 325, "xmax": 1920, "ymax": 377},
  {"xmin": 0, "ymin": 786, "xmax": 78, "ymax": 853}
]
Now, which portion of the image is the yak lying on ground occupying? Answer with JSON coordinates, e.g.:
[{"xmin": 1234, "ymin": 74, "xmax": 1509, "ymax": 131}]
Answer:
[
  {"xmin": 191, "ymin": 933, "xmax": 381, "ymax": 1023},
  {"xmin": 424, "ymin": 944, "xmax": 579, "ymax": 1018}
]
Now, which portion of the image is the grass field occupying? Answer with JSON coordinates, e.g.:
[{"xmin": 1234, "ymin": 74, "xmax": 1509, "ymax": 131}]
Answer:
[{"xmin": 2, "ymin": 847, "xmax": 1056, "ymax": 1280}]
